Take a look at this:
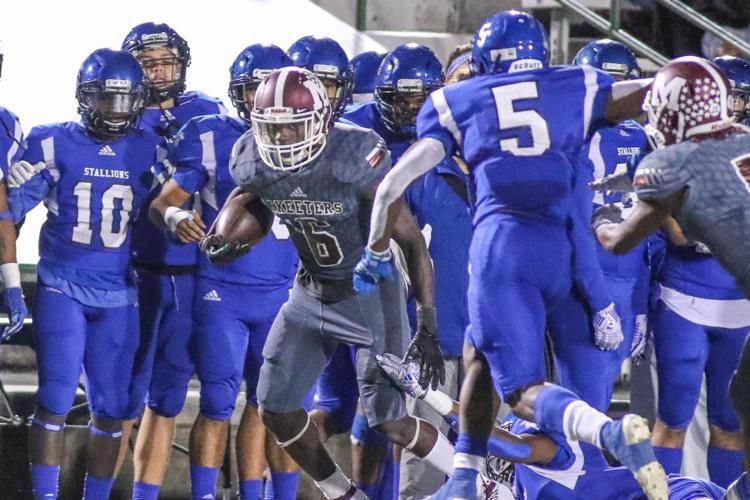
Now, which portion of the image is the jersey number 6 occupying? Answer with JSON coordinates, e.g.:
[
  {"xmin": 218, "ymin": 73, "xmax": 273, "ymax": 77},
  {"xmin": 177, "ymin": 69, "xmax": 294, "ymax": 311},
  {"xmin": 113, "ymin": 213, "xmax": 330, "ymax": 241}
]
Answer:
[
  {"xmin": 492, "ymin": 81, "xmax": 551, "ymax": 156},
  {"xmin": 293, "ymin": 218, "xmax": 343, "ymax": 267},
  {"xmin": 72, "ymin": 182, "xmax": 133, "ymax": 248}
]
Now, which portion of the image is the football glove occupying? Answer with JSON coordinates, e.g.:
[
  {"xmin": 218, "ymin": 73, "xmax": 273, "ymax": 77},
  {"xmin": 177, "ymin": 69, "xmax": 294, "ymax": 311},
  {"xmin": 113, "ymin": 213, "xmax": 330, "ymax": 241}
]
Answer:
[
  {"xmin": 591, "ymin": 203, "xmax": 625, "ymax": 232},
  {"xmin": 7, "ymin": 161, "xmax": 44, "ymax": 188},
  {"xmin": 592, "ymin": 302, "xmax": 624, "ymax": 351},
  {"xmin": 630, "ymin": 313, "xmax": 648, "ymax": 361},
  {"xmin": 353, "ymin": 246, "xmax": 395, "ymax": 294},
  {"xmin": 1, "ymin": 287, "xmax": 27, "ymax": 342},
  {"xmin": 405, "ymin": 306, "xmax": 446, "ymax": 390},
  {"xmin": 588, "ymin": 171, "xmax": 635, "ymax": 195},
  {"xmin": 376, "ymin": 352, "xmax": 425, "ymax": 399},
  {"xmin": 199, "ymin": 234, "xmax": 250, "ymax": 264}
]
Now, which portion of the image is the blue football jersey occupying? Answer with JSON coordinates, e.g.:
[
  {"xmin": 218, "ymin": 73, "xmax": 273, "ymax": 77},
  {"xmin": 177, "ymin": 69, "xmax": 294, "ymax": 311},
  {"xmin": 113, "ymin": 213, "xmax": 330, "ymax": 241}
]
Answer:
[
  {"xmin": 131, "ymin": 90, "xmax": 227, "ymax": 267},
  {"xmin": 581, "ymin": 120, "xmax": 649, "ymax": 280},
  {"xmin": 418, "ymin": 65, "xmax": 613, "ymax": 225},
  {"xmin": 9, "ymin": 122, "xmax": 160, "ymax": 302},
  {"xmin": 171, "ymin": 114, "xmax": 298, "ymax": 287},
  {"xmin": 0, "ymin": 106, "xmax": 25, "ymax": 177},
  {"xmin": 343, "ymin": 101, "xmax": 412, "ymax": 163},
  {"xmin": 660, "ymin": 242, "xmax": 745, "ymax": 300}
]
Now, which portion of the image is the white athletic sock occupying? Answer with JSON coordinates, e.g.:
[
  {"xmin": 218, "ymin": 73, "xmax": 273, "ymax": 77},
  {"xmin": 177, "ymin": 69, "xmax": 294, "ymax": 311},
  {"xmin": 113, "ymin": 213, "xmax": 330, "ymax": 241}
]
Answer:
[
  {"xmin": 562, "ymin": 400, "xmax": 612, "ymax": 449},
  {"xmin": 314, "ymin": 466, "xmax": 351, "ymax": 499},
  {"xmin": 420, "ymin": 429, "xmax": 455, "ymax": 476},
  {"xmin": 422, "ymin": 389, "xmax": 454, "ymax": 416},
  {"xmin": 453, "ymin": 452, "xmax": 484, "ymax": 472}
]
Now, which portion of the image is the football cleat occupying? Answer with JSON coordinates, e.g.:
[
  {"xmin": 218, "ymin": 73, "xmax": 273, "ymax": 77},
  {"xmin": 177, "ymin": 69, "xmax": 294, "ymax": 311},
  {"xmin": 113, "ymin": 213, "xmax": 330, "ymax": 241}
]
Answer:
[{"xmin": 600, "ymin": 415, "xmax": 669, "ymax": 500}]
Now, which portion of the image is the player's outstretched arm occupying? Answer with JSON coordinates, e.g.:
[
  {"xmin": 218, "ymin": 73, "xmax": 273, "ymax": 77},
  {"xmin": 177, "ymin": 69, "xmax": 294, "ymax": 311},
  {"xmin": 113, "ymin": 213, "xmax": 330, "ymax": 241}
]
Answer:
[
  {"xmin": 148, "ymin": 179, "xmax": 205, "ymax": 243},
  {"xmin": 367, "ymin": 138, "xmax": 447, "ymax": 252},
  {"xmin": 605, "ymin": 78, "xmax": 653, "ymax": 124},
  {"xmin": 594, "ymin": 190, "xmax": 684, "ymax": 254},
  {"xmin": 391, "ymin": 201, "xmax": 445, "ymax": 389},
  {"xmin": 0, "ymin": 182, "xmax": 25, "ymax": 341}
]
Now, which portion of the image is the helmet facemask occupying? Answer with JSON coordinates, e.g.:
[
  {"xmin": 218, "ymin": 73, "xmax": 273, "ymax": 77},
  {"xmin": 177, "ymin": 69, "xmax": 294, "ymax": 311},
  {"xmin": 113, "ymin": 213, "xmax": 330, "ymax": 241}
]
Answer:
[
  {"xmin": 229, "ymin": 70, "xmax": 270, "ymax": 124},
  {"xmin": 134, "ymin": 46, "xmax": 187, "ymax": 104},
  {"xmin": 312, "ymin": 64, "xmax": 352, "ymax": 120},
  {"xmin": 77, "ymin": 79, "xmax": 146, "ymax": 139},
  {"xmin": 251, "ymin": 106, "xmax": 330, "ymax": 171},
  {"xmin": 376, "ymin": 79, "xmax": 441, "ymax": 137}
]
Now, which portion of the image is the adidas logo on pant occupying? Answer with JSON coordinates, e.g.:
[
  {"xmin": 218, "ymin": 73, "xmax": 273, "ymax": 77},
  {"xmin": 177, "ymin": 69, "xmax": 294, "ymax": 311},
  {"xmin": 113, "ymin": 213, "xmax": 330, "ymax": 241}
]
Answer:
[{"xmin": 202, "ymin": 290, "xmax": 221, "ymax": 301}]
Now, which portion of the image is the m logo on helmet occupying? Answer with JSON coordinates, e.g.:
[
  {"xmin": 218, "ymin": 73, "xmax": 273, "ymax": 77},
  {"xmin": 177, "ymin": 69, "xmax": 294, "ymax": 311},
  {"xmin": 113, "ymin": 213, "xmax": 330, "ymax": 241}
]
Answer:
[
  {"xmin": 652, "ymin": 75, "xmax": 686, "ymax": 111},
  {"xmin": 302, "ymin": 76, "xmax": 327, "ymax": 111}
]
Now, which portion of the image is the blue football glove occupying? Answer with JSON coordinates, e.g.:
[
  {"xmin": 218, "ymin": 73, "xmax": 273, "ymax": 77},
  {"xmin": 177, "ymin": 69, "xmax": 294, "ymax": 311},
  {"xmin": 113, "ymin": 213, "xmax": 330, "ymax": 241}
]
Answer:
[
  {"xmin": 592, "ymin": 302, "xmax": 624, "ymax": 351},
  {"xmin": 353, "ymin": 247, "xmax": 395, "ymax": 294},
  {"xmin": 1, "ymin": 287, "xmax": 27, "ymax": 342},
  {"xmin": 630, "ymin": 313, "xmax": 648, "ymax": 362}
]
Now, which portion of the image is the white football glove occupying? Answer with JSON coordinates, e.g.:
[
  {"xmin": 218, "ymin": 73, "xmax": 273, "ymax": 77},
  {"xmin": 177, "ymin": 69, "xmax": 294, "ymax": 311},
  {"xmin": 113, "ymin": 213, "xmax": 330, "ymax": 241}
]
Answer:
[
  {"xmin": 630, "ymin": 313, "xmax": 648, "ymax": 360},
  {"xmin": 376, "ymin": 352, "xmax": 425, "ymax": 399},
  {"xmin": 592, "ymin": 302, "xmax": 624, "ymax": 351},
  {"xmin": 7, "ymin": 160, "xmax": 44, "ymax": 188}
]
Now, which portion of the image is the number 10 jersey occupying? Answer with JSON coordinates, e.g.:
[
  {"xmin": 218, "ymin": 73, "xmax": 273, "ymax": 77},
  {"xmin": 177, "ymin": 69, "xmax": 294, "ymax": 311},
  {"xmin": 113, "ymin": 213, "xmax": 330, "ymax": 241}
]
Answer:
[{"xmin": 9, "ymin": 122, "xmax": 160, "ymax": 284}]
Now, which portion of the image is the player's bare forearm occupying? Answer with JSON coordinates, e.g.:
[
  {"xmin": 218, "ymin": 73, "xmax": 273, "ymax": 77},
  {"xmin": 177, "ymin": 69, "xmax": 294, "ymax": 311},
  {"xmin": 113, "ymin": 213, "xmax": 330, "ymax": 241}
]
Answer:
[
  {"xmin": 0, "ymin": 185, "xmax": 16, "ymax": 265},
  {"xmin": 596, "ymin": 196, "xmax": 678, "ymax": 254},
  {"xmin": 392, "ymin": 201, "xmax": 436, "ymax": 311},
  {"xmin": 149, "ymin": 179, "xmax": 193, "ymax": 230},
  {"xmin": 605, "ymin": 78, "xmax": 653, "ymax": 124},
  {"xmin": 367, "ymin": 138, "xmax": 447, "ymax": 250}
]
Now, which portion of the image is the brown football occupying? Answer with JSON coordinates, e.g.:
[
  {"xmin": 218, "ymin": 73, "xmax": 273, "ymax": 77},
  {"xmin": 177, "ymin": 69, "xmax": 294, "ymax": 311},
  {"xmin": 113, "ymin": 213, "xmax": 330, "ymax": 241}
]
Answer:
[{"xmin": 213, "ymin": 191, "xmax": 273, "ymax": 247}]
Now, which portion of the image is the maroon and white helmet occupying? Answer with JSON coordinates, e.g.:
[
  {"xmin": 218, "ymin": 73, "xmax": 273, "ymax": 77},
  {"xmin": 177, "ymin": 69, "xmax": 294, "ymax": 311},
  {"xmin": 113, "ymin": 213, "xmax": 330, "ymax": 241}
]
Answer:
[
  {"xmin": 251, "ymin": 67, "xmax": 332, "ymax": 170},
  {"xmin": 643, "ymin": 56, "xmax": 734, "ymax": 149}
]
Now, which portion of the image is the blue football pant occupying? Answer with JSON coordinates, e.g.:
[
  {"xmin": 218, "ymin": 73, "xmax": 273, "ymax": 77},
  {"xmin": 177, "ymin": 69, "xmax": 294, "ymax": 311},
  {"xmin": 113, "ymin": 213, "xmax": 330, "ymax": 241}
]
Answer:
[
  {"xmin": 654, "ymin": 300, "xmax": 748, "ymax": 431},
  {"xmin": 467, "ymin": 216, "xmax": 571, "ymax": 401},
  {"xmin": 34, "ymin": 281, "xmax": 139, "ymax": 419}
]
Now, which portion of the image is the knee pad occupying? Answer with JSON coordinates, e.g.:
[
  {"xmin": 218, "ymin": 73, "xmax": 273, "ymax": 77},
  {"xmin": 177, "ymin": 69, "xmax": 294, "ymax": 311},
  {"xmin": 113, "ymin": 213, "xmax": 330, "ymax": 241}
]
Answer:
[
  {"xmin": 37, "ymin": 382, "xmax": 78, "ymax": 418},
  {"xmin": 277, "ymin": 413, "xmax": 311, "ymax": 448},
  {"xmin": 199, "ymin": 382, "xmax": 237, "ymax": 421},
  {"xmin": 88, "ymin": 421, "xmax": 123, "ymax": 440},
  {"xmin": 31, "ymin": 408, "xmax": 66, "ymax": 433},
  {"xmin": 351, "ymin": 414, "xmax": 387, "ymax": 448},
  {"xmin": 147, "ymin": 388, "xmax": 189, "ymax": 418}
]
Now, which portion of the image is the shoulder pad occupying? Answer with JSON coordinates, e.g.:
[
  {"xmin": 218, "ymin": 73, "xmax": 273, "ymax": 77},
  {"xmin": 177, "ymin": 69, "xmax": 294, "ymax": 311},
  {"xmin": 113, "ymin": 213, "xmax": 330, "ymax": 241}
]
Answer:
[
  {"xmin": 329, "ymin": 125, "xmax": 389, "ymax": 184},
  {"xmin": 229, "ymin": 130, "xmax": 258, "ymax": 188}
]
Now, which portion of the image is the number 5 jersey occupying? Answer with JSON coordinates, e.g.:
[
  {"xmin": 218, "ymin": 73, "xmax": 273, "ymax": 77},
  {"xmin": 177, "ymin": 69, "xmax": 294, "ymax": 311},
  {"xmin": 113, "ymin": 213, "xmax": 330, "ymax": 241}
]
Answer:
[{"xmin": 9, "ymin": 121, "xmax": 162, "ymax": 306}]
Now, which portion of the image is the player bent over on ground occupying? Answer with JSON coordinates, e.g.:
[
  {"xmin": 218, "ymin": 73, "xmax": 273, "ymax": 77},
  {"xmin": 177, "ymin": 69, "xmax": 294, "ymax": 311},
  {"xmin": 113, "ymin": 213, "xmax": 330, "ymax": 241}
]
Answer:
[{"xmin": 203, "ymin": 67, "xmax": 453, "ymax": 499}]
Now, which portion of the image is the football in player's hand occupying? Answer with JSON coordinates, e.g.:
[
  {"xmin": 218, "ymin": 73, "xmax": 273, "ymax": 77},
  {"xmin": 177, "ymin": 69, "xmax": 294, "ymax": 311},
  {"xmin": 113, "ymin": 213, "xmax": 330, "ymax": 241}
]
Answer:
[{"xmin": 202, "ymin": 192, "xmax": 273, "ymax": 264}]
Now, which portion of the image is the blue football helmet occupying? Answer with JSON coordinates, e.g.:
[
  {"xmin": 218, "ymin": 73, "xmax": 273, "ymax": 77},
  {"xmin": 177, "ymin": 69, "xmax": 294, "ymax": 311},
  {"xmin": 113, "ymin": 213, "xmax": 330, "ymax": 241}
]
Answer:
[
  {"xmin": 713, "ymin": 56, "xmax": 750, "ymax": 124},
  {"xmin": 122, "ymin": 22, "xmax": 190, "ymax": 102},
  {"xmin": 471, "ymin": 10, "xmax": 549, "ymax": 76},
  {"xmin": 573, "ymin": 39, "xmax": 641, "ymax": 80},
  {"xmin": 351, "ymin": 51, "xmax": 386, "ymax": 103},
  {"xmin": 375, "ymin": 44, "xmax": 444, "ymax": 137},
  {"xmin": 229, "ymin": 44, "xmax": 293, "ymax": 123},
  {"xmin": 287, "ymin": 36, "xmax": 353, "ymax": 119},
  {"xmin": 76, "ymin": 49, "xmax": 148, "ymax": 139}
]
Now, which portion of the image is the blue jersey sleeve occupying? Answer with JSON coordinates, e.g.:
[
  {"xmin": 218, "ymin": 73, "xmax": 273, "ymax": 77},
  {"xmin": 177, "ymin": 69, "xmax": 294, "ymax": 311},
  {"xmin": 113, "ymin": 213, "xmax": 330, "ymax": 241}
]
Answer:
[
  {"xmin": 588, "ymin": 69, "xmax": 615, "ymax": 136},
  {"xmin": 570, "ymin": 153, "xmax": 612, "ymax": 311},
  {"xmin": 417, "ymin": 89, "xmax": 460, "ymax": 157},
  {"xmin": 9, "ymin": 126, "xmax": 58, "ymax": 222},
  {"xmin": 0, "ymin": 107, "xmax": 25, "ymax": 176},
  {"xmin": 171, "ymin": 118, "xmax": 210, "ymax": 194}
]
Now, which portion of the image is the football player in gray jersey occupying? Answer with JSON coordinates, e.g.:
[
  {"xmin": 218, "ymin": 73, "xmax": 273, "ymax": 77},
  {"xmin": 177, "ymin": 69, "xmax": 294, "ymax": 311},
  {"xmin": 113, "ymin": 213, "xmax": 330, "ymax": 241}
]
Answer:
[
  {"xmin": 591, "ymin": 56, "xmax": 750, "ymax": 494},
  {"xmin": 203, "ymin": 67, "xmax": 452, "ymax": 499}
]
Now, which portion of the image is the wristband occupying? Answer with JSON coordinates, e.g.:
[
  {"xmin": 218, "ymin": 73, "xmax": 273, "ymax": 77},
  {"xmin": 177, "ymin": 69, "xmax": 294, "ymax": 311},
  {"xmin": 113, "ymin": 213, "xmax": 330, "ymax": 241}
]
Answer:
[
  {"xmin": 0, "ymin": 263, "xmax": 21, "ymax": 289},
  {"xmin": 365, "ymin": 246, "xmax": 392, "ymax": 261},
  {"xmin": 164, "ymin": 206, "xmax": 193, "ymax": 233}
]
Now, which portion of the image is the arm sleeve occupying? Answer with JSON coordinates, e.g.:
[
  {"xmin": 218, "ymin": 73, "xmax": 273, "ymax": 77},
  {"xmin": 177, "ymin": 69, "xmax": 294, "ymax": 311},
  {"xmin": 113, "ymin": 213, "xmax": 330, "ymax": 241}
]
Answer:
[
  {"xmin": 368, "ymin": 137, "xmax": 446, "ymax": 246},
  {"xmin": 9, "ymin": 128, "xmax": 55, "ymax": 222},
  {"xmin": 570, "ymin": 145, "xmax": 613, "ymax": 311},
  {"xmin": 171, "ymin": 119, "xmax": 209, "ymax": 194},
  {"xmin": 633, "ymin": 148, "xmax": 689, "ymax": 202},
  {"xmin": 416, "ymin": 89, "xmax": 460, "ymax": 156}
]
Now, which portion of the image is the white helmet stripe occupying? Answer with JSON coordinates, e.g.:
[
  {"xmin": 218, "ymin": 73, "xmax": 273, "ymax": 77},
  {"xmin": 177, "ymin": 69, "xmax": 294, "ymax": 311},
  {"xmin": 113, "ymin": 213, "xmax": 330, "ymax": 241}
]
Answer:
[{"xmin": 275, "ymin": 67, "xmax": 291, "ymax": 108}]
